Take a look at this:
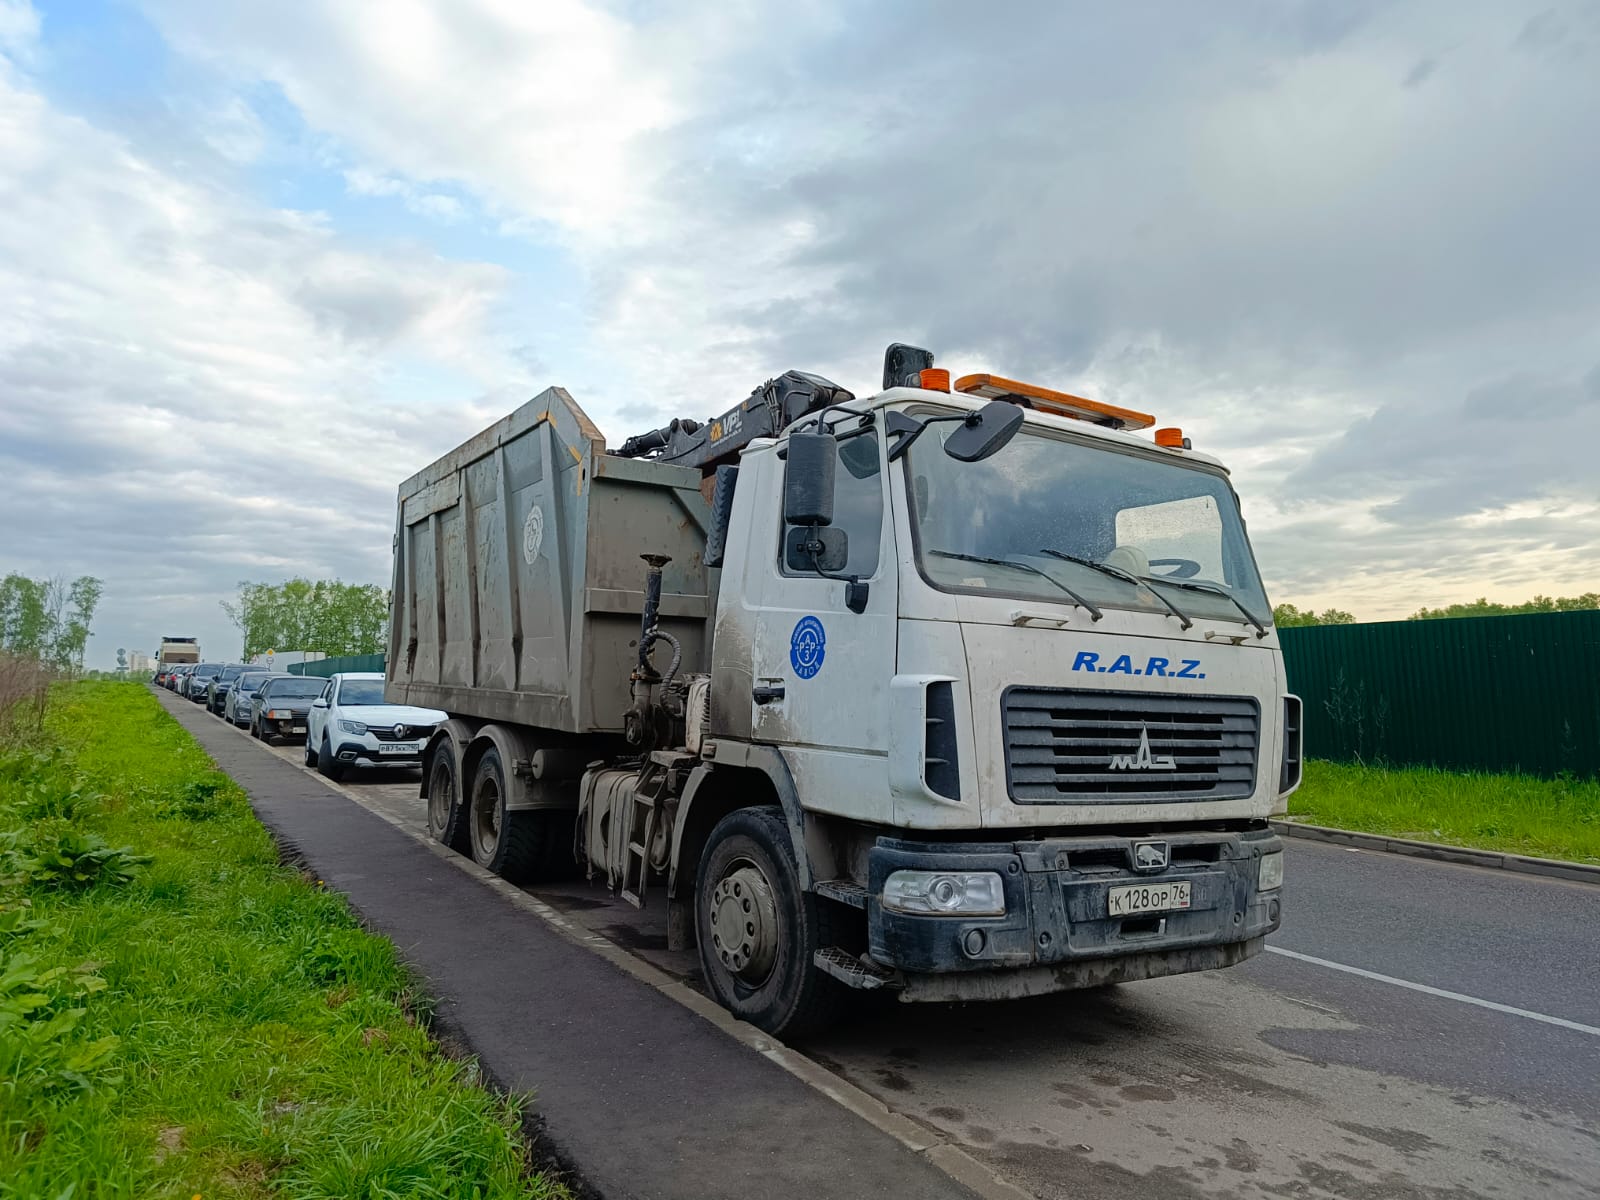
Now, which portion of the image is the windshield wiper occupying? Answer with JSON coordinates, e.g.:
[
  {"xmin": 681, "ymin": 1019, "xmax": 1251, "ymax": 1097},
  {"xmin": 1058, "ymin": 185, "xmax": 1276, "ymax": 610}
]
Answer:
[
  {"xmin": 929, "ymin": 550, "xmax": 1103, "ymax": 620},
  {"xmin": 1139, "ymin": 575, "xmax": 1267, "ymax": 638},
  {"xmin": 1039, "ymin": 550, "xmax": 1193, "ymax": 631}
]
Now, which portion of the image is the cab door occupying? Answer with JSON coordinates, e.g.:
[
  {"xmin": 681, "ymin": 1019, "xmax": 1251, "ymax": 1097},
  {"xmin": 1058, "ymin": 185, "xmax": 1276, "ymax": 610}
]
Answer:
[{"xmin": 748, "ymin": 432, "xmax": 898, "ymax": 824}]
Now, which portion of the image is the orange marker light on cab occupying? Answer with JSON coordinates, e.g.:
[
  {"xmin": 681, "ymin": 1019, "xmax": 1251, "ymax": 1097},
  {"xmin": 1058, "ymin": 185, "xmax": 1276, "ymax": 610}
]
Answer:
[
  {"xmin": 1154, "ymin": 427, "xmax": 1191, "ymax": 450},
  {"xmin": 919, "ymin": 367, "xmax": 951, "ymax": 392}
]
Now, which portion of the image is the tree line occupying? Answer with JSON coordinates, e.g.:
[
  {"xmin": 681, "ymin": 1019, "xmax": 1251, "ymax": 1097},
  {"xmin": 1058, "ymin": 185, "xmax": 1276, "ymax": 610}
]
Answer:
[
  {"xmin": 1273, "ymin": 592, "xmax": 1598, "ymax": 627},
  {"xmin": 0, "ymin": 574, "xmax": 103, "ymax": 672},
  {"xmin": 222, "ymin": 579, "xmax": 389, "ymax": 660}
]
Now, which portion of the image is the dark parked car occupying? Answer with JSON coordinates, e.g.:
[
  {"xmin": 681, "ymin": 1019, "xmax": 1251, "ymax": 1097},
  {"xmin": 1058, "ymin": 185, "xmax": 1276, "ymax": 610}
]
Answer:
[
  {"xmin": 185, "ymin": 663, "xmax": 224, "ymax": 702},
  {"xmin": 225, "ymin": 670, "xmax": 275, "ymax": 726},
  {"xmin": 205, "ymin": 664, "xmax": 250, "ymax": 715},
  {"xmin": 249, "ymin": 676, "xmax": 327, "ymax": 744}
]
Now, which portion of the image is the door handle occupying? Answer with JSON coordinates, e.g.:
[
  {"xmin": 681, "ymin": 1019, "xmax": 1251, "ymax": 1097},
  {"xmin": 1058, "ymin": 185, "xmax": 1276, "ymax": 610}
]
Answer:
[{"xmin": 752, "ymin": 683, "xmax": 786, "ymax": 705}]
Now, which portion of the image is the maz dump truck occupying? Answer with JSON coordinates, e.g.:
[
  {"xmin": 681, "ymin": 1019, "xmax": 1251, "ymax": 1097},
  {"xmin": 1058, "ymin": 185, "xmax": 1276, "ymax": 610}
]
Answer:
[
  {"xmin": 388, "ymin": 343, "xmax": 1302, "ymax": 1035},
  {"xmin": 157, "ymin": 636, "xmax": 201, "ymax": 666}
]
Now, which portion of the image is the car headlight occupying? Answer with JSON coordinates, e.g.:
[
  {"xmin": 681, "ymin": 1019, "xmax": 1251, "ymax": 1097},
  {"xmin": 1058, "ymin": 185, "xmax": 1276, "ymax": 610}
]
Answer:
[
  {"xmin": 339, "ymin": 719, "xmax": 368, "ymax": 735},
  {"xmin": 882, "ymin": 870, "xmax": 1005, "ymax": 916},
  {"xmin": 1258, "ymin": 850, "xmax": 1284, "ymax": 892}
]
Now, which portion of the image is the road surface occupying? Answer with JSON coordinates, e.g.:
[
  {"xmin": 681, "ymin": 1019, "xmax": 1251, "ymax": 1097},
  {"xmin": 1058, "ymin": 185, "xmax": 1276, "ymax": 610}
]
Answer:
[{"xmin": 203, "ymin": 707, "xmax": 1600, "ymax": 1199}]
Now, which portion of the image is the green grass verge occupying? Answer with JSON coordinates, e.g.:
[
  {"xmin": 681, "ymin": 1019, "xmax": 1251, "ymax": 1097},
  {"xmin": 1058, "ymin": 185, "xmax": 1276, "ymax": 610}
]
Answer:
[
  {"xmin": 0, "ymin": 682, "xmax": 565, "ymax": 1198},
  {"xmin": 1288, "ymin": 759, "xmax": 1600, "ymax": 865}
]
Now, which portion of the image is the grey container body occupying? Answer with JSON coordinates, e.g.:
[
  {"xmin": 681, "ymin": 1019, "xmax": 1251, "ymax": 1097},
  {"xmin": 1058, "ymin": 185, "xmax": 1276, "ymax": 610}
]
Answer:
[{"xmin": 386, "ymin": 387, "xmax": 712, "ymax": 735}]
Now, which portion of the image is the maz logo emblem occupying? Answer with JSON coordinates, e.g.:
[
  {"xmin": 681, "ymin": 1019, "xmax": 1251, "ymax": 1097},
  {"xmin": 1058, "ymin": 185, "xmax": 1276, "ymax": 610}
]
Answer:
[
  {"xmin": 1133, "ymin": 841, "xmax": 1169, "ymax": 872},
  {"xmin": 1108, "ymin": 725, "xmax": 1176, "ymax": 772}
]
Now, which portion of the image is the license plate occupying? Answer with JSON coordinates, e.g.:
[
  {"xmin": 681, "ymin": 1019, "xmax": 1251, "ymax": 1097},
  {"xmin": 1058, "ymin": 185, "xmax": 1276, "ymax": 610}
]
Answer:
[
  {"xmin": 1108, "ymin": 880, "xmax": 1191, "ymax": 917},
  {"xmin": 379, "ymin": 742, "xmax": 421, "ymax": 755},
  {"xmin": 290, "ymin": 725, "xmax": 306, "ymax": 734}
]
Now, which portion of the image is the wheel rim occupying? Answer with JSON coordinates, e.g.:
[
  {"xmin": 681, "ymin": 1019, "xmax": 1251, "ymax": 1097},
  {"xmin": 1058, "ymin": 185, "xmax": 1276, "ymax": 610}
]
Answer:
[
  {"xmin": 429, "ymin": 760, "xmax": 454, "ymax": 833},
  {"xmin": 473, "ymin": 772, "xmax": 501, "ymax": 857},
  {"xmin": 709, "ymin": 857, "xmax": 780, "ymax": 986}
]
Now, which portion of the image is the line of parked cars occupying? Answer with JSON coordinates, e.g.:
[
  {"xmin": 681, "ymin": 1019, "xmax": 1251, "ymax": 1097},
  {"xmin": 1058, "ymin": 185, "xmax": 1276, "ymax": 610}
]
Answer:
[{"xmin": 153, "ymin": 664, "xmax": 445, "ymax": 783}]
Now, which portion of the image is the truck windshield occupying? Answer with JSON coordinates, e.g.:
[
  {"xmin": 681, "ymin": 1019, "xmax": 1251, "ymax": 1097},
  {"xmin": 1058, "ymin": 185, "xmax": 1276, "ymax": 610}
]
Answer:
[{"xmin": 905, "ymin": 419, "xmax": 1270, "ymax": 628}]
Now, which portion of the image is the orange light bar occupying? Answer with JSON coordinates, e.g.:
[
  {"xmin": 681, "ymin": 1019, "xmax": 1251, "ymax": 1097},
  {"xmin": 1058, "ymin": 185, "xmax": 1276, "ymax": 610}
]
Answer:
[{"xmin": 952, "ymin": 374, "xmax": 1154, "ymax": 431}]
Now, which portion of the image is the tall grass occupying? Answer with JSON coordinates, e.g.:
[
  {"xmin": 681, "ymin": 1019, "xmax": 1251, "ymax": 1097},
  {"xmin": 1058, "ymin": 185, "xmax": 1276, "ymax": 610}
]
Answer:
[
  {"xmin": 0, "ymin": 681, "xmax": 565, "ymax": 1198},
  {"xmin": 1289, "ymin": 759, "xmax": 1600, "ymax": 865}
]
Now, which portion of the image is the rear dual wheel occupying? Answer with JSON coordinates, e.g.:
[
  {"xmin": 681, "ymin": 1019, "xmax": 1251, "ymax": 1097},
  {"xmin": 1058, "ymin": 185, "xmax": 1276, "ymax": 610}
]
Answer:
[{"xmin": 428, "ymin": 742, "xmax": 571, "ymax": 883}]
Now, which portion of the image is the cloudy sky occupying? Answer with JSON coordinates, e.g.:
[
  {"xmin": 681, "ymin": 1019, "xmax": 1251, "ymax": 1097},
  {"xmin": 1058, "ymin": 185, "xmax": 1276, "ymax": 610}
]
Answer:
[{"xmin": 2, "ymin": 0, "xmax": 1596, "ymax": 668}]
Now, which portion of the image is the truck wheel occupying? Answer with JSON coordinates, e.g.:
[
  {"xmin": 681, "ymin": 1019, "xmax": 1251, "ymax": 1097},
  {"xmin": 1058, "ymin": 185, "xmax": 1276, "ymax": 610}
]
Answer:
[
  {"xmin": 468, "ymin": 747, "xmax": 540, "ymax": 883},
  {"xmin": 427, "ymin": 741, "xmax": 470, "ymax": 852},
  {"xmin": 318, "ymin": 735, "xmax": 346, "ymax": 781},
  {"xmin": 695, "ymin": 806, "xmax": 847, "ymax": 1039}
]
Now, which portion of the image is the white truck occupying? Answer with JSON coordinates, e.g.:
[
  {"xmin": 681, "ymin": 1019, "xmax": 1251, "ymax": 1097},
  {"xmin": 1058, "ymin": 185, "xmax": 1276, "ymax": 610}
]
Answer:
[{"xmin": 388, "ymin": 344, "xmax": 1301, "ymax": 1035}]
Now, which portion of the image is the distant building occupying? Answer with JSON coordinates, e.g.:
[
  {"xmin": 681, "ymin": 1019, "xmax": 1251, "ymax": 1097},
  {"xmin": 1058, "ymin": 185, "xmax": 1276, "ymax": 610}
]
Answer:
[{"xmin": 128, "ymin": 651, "xmax": 155, "ymax": 674}]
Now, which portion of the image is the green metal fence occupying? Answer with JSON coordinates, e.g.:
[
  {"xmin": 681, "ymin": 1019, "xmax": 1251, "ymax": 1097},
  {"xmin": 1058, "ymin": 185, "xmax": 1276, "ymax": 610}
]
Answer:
[
  {"xmin": 1280, "ymin": 611, "xmax": 1600, "ymax": 778},
  {"xmin": 287, "ymin": 653, "xmax": 386, "ymax": 679}
]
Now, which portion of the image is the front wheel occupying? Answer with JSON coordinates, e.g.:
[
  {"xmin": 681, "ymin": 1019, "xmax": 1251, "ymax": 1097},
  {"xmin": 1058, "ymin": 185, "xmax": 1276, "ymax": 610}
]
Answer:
[
  {"xmin": 694, "ymin": 806, "xmax": 847, "ymax": 1039},
  {"xmin": 318, "ymin": 735, "xmax": 345, "ymax": 781},
  {"xmin": 304, "ymin": 737, "xmax": 318, "ymax": 768}
]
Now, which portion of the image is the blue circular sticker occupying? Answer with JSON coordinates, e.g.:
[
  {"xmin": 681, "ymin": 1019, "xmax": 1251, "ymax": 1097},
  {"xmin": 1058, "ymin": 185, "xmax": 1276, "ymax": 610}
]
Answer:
[{"xmin": 790, "ymin": 616, "xmax": 826, "ymax": 680}]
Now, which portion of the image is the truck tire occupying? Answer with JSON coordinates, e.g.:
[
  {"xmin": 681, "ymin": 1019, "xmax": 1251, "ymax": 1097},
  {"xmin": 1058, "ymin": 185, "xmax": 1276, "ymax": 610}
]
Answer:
[
  {"xmin": 695, "ymin": 806, "xmax": 847, "ymax": 1039},
  {"xmin": 426, "ymin": 740, "xmax": 470, "ymax": 853},
  {"xmin": 468, "ymin": 747, "xmax": 541, "ymax": 883}
]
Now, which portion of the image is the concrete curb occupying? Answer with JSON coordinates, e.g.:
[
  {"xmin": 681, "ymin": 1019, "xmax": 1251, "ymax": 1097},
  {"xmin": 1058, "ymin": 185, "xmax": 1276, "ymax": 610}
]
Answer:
[
  {"xmin": 1270, "ymin": 819, "xmax": 1600, "ymax": 885},
  {"xmin": 158, "ymin": 690, "xmax": 1028, "ymax": 1200}
]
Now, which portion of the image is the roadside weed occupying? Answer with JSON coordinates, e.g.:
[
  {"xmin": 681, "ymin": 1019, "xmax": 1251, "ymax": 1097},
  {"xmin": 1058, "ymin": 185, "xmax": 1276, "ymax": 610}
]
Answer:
[{"xmin": 0, "ymin": 682, "xmax": 564, "ymax": 1198}]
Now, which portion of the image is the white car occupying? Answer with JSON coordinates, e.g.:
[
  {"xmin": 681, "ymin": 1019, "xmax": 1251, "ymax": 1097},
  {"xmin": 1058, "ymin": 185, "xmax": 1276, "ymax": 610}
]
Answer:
[{"xmin": 304, "ymin": 672, "xmax": 446, "ymax": 781}]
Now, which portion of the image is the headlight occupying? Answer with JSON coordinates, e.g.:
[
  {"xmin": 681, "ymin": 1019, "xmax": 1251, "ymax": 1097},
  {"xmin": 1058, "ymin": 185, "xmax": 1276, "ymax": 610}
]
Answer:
[
  {"xmin": 882, "ymin": 870, "xmax": 1005, "ymax": 916},
  {"xmin": 339, "ymin": 719, "xmax": 368, "ymax": 735},
  {"xmin": 1258, "ymin": 851, "xmax": 1284, "ymax": 892}
]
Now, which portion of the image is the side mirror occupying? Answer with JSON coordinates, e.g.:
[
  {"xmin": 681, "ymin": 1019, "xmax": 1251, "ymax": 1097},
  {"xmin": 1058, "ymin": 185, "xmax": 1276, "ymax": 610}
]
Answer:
[
  {"xmin": 943, "ymin": 400, "xmax": 1024, "ymax": 463},
  {"xmin": 783, "ymin": 431, "xmax": 837, "ymax": 526},
  {"xmin": 311, "ymin": 697, "xmax": 328, "ymax": 708},
  {"xmin": 785, "ymin": 525, "xmax": 849, "ymax": 573}
]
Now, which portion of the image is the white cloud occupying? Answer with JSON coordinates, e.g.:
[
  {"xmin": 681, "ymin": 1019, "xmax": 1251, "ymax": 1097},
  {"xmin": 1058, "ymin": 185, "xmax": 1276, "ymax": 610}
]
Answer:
[{"xmin": 0, "ymin": 24, "xmax": 528, "ymax": 664}]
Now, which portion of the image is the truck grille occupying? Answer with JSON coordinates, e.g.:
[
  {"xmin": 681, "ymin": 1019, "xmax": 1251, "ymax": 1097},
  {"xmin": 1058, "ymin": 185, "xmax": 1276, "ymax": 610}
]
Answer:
[{"xmin": 1004, "ymin": 687, "xmax": 1259, "ymax": 803}]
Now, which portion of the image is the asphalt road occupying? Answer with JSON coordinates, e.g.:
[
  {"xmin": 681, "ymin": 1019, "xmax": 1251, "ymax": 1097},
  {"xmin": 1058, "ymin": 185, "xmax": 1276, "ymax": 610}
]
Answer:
[{"xmin": 189, "ymin": 700, "xmax": 1600, "ymax": 1199}]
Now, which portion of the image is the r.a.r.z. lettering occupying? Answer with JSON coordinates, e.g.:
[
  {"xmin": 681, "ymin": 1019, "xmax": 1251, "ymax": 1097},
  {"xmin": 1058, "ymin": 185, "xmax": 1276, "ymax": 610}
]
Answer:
[{"xmin": 1072, "ymin": 651, "xmax": 1205, "ymax": 680}]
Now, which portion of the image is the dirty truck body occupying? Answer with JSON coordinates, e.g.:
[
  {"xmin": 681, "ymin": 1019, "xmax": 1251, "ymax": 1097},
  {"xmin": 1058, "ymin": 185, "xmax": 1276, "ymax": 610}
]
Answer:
[
  {"xmin": 157, "ymin": 637, "xmax": 201, "ymax": 665},
  {"xmin": 389, "ymin": 355, "xmax": 1299, "ymax": 1035}
]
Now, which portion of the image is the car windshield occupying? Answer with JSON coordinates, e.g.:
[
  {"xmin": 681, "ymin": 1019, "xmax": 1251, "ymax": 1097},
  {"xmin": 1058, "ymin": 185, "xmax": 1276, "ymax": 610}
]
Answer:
[
  {"xmin": 194, "ymin": 665, "xmax": 221, "ymax": 678},
  {"xmin": 236, "ymin": 675, "xmax": 269, "ymax": 694},
  {"xmin": 338, "ymin": 680, "xmax": 387, "ymax": 706},
  {"xmin": 220, "ymin": 666, "xmax": 244, "ymax": 680},
  {"xmin": 905, "ymin": 418, "xmax": 1270, "ymax": 627},
  {"xmin": 264, "ymin": 680, "xmax": 325, "ymax": 700}
]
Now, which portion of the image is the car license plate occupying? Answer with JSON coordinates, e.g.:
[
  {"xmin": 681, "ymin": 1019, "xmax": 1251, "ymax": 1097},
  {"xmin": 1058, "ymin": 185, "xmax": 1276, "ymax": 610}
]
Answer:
[
  {"xmin": 1108, "ymin": 880, "xmax": 1191, "ymax": 917},
  {"xmin": 290, "ymin": 725, "xmax": 306, "ymax": 734},
  {"xmin": 379, "ymin": 742, "xmax": 421, "ymax": 755}
]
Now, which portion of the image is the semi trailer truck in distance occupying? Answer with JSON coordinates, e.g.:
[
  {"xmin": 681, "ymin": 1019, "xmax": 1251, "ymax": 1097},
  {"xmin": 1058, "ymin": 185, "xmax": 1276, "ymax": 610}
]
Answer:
[{"xmin": 388, "ymin": 344, "xmax": 1301, "ymax": 1035}]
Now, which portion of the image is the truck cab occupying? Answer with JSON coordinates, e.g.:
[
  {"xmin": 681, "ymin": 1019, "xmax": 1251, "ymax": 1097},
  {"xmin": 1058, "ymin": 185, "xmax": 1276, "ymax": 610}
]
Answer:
[{"xmin": 691, "ymin": 378, "xmax": 1295, "ymax": 1013}]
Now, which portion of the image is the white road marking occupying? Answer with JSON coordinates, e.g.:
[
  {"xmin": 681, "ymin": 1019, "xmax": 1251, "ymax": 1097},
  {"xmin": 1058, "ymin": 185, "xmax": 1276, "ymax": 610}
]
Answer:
[{"xmin": 1266, "ymin": 946, "xmax": 1600, "ymax": 1037}]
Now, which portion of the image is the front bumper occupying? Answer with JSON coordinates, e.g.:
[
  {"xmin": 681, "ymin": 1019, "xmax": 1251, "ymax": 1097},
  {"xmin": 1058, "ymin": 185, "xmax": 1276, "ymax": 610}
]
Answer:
[
  {"xmin": 867, "ymin": 827, "xmax": 1282, "ymax": 982},
  {"xmin": 332, "ymin": 740, "xmax": 424, "ymax": 767}
]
